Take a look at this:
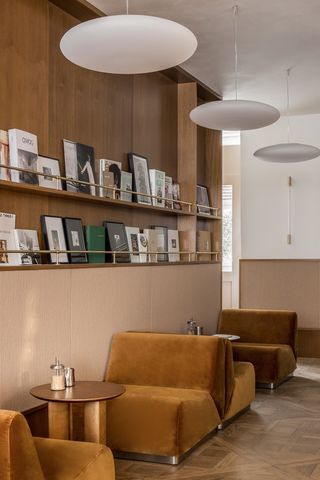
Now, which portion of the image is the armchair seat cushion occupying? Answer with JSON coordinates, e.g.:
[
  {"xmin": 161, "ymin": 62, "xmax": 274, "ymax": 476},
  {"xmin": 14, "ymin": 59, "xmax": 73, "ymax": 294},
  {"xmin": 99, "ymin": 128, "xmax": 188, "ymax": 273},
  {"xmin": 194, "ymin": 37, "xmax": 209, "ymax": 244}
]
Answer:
[
  {"xmin": 231, "ymin": 343, "xmax": 296, "ymax": 385},
  {"xmin": 223, "ymin": 362, "xmax": 255, "ymax": 422},
  {"xmin": 107, "ymin": 384, "xmax": 220, "ymax": 457},
  {"xmin": 34, "ymin": 438, "xmax": 114, "ymax": 480}
]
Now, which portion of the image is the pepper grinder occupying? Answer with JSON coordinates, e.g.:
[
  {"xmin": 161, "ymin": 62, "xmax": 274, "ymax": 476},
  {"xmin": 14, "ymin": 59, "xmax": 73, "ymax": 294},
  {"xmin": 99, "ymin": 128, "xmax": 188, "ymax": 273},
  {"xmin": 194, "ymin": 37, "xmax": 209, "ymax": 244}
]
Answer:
[{"xmin": 50, "ymin": 358, "xmax": 65, "ymax": 391}]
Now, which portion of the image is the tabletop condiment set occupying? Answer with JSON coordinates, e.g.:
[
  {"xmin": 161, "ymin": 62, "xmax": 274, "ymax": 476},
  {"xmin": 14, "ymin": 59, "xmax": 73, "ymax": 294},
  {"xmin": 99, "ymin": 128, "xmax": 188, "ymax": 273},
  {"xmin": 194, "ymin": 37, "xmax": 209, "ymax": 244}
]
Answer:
[{"xmin": 50, "ymin": 358, "xmax": 75, "ymax": 391}]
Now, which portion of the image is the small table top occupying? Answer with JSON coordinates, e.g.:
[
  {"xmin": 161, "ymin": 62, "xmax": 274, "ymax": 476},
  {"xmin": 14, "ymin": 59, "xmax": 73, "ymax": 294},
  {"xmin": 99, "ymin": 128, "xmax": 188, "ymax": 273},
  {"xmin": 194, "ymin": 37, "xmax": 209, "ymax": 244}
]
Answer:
[
  {"xmin": 30, "ymin": 381, "xmax": 125, "ymax": 403},
  {"xmin": 213, "ymin": 334, "xmax": 240, "ymax": 342}
]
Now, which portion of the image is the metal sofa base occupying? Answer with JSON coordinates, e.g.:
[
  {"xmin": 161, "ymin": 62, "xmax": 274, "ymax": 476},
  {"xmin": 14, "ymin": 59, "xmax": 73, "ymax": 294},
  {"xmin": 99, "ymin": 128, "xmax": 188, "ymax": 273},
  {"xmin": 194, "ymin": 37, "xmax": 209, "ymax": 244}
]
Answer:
[
  {"xmin": 256, "ymin": 372, "xmax": 294, "ymax": 390},
  {"xmin": 113, "ymin": 428, "xmax": 218, "ymax": 465},
  {"xmin": 217, "ymin": 405, "xmax": 250, "ymax": 430}
]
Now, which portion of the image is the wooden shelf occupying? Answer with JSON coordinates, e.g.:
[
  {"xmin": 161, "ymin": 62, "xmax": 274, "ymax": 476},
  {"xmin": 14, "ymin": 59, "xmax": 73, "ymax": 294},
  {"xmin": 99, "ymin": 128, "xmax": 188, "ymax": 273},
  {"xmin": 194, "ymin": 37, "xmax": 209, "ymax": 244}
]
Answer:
[
  {"xmin": 197, "ymin": 213, "xmax": 222, "ymax": 220},
  {"xmin": 0, "ymin": 180, "xmax": 194, "ymax": 217}
]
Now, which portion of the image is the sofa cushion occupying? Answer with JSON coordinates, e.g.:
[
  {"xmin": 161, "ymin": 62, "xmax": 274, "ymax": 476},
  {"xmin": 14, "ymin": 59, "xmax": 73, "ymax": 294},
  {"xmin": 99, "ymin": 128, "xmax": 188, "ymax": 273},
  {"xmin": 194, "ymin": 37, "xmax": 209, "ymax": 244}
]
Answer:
[
  {"xmin": 223, "ymin": 362, "xmax": 255, "ymax": 422},
  {"xmin": 107, "ymin": 384, "xmax": 220, "ymax": 457},
  {"xmin": 34, "ymin": 438, "xmax": 114, "ymax": 480},
  {"xmin": 232, "ymin": 343, "xmax": 296, "ymax": 384}
]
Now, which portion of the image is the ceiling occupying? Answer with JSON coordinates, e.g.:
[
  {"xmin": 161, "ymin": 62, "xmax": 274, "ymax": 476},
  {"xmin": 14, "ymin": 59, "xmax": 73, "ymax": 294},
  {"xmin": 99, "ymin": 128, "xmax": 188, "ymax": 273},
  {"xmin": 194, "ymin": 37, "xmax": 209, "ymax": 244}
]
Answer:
[{"xmin": 87, "ymin": 0, "xmax": 320, "ymax": 115}]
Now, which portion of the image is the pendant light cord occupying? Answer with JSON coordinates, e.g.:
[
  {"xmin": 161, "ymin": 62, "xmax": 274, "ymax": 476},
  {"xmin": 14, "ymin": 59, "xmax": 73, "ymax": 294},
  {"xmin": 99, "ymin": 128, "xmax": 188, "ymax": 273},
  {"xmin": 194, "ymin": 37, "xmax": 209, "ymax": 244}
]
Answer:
[
  {"xmin": 286, "ymin": 67, "xmax": 292, "ymax": 143},
  {"xmin": 233, "ymin": 5, "xmax": 239, "ymax": 100}
]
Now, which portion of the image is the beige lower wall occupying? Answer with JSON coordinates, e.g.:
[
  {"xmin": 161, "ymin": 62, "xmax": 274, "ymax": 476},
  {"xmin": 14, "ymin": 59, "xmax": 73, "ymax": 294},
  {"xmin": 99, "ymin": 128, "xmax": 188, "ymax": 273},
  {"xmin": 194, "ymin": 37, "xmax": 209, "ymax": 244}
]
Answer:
[{"xmin": 0, "ymin": 263, "xmax": 221, "ymax": 411}]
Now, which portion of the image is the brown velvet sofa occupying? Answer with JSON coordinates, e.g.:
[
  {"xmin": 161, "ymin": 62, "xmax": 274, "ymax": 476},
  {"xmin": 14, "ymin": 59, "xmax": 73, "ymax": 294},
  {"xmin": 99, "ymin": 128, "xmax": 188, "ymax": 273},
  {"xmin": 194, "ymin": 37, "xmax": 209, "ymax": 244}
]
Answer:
[
  {"xmin": 0, "ymin": 409, "xmax": 115, "ymax": 480},
  {"xmin": 218, "ymin": 309, "xmax": 297, "ymax": 388},
  {"xmin": 105, "ymin": 332, "xmax": 255, "ymax": 464}
]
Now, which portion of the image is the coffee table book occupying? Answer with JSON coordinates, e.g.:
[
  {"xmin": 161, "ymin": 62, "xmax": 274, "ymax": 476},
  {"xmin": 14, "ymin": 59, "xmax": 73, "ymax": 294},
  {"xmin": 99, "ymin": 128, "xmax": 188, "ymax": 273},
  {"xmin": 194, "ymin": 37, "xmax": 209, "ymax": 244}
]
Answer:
[
  {"xmin": 104, "ymin": 221, "xmax": 130, "ymax": 263},
  {"xmin": 8, "ymin": 129, "xmax": 38, "ymax": 185},
  {"xmin": 85, "ymin": 225, "xmax": 105, "ymax": 263},
  {"xmin": 63, "ymin": 217, "xmax": 87, "ymax": 263}
]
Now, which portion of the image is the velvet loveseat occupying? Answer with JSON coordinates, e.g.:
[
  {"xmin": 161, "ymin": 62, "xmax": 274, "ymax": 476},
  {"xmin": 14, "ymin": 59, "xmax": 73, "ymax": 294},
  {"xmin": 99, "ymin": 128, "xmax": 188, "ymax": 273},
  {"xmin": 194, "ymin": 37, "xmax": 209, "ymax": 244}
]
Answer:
[
  {"xmin": 104, "ymin": 332, "xmax": 255, "ymax": 464},
  {"xmin": 218, "ymin": 309, "xmax": 297, "ymax": 389},
  {"xmin": 0, "ymin": 409, "xmax": 115, "ymax": 480}
]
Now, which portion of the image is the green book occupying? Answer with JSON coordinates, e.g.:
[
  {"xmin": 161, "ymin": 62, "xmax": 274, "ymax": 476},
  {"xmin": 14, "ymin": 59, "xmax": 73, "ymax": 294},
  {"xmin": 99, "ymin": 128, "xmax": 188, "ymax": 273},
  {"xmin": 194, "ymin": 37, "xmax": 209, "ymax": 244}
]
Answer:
[{"xmin": 85, "ymin": 225, "xmax": 105, "ymax": 263}]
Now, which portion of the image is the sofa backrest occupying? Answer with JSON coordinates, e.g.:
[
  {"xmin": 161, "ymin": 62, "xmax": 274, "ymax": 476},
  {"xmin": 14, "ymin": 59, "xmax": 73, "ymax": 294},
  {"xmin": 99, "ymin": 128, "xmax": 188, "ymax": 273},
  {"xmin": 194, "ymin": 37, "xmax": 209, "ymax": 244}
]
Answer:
[
  {"xmin": 218, "ymin": 309, "xmax": 297, "ymax": 355},
  {"xmin": 106, "ymin": 332, "xmax": 235, "ymax": 418},
  {"xmin": 0, "ymin": 410, "xmax": 44, "ymax": 480}
]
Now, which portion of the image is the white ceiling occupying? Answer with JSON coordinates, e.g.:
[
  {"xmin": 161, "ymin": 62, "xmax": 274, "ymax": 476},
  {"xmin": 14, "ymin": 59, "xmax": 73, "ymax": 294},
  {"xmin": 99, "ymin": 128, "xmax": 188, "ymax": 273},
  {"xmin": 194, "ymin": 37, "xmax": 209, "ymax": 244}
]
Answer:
[{"xmin": 87, "ymin": 0, "xmax": 320, "ymax": 115}]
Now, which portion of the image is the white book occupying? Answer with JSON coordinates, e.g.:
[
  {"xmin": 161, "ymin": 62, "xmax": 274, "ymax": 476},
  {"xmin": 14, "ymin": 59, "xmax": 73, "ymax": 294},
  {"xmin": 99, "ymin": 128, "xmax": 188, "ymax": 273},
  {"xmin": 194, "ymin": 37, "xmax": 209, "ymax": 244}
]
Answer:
[
  {"xmin": 63, "ymin": 139, "xmax": 78, "ymax": 192},
  {"xmin": 12, "ymin": 229, "xmax": 41, "ymax": 265},
  {"xmin": 143, "ymin": 229, "xmax": 158, "ymax": 262},
  {"xmin": 125, "ymin": 226, "xmax": 140, "ymax": 263},
  {"xmin": 120, "ymin": 171, "xmax": 133, "ymax": 202},
  {"xmin": 165, "ymin": 176, "xmax": 173, "ymax": 208},
  {"xmin": 149, "ymin": 169, "xmax": 165, "ymax": 207},
  {"xmin": 138, "ymin": 233, "xmax": 148, "ymax": 263},
  {"xmin": 0, "ymin": 212, "xmax": 16, "ymax": 266},
  {"xmin": 168, "ymin": 229, "xmax": 180, "ymax": 262},
  {"xmin": 8, "ymin": 129, "xmax": 38, "ymax": 184},
  {"xmin": 99, "ymin": 159, "xmax": 122, "ymax": 197}
]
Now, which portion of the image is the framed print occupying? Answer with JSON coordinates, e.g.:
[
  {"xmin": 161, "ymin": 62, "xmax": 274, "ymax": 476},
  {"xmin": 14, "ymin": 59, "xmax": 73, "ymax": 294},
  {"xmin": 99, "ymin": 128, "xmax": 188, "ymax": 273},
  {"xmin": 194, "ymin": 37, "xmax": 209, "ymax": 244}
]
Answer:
[
  {"xmin": 63, "ymin": 139, "xmax": 78, "ymax": 193},
  {"xmin": 128, "ymin": 153, "xmax": 152, "ymax": 205},
  {"xmin": 149, "ymin": 169, "xmax": 165, "ymax": 207},
  {"xmin": 104, "ymin": 221, "xmax": 130, "ymax": 263},
  {"xmin": 76, "ymin": 143, "xmax": 96, "ymax": 196},
  {"xmin": 125, "ymin": 226, "xmax": 140, "ymax": 263},
  {"xmin": 197, "ymin": 185, "xmax": 211, "ymax": 214},
  {"xmin": 172, "ymin": 181, "xmax": 181, "ymax": 210},
  {"xmin": 41, "ymin": 215, "xmax": 69, "ymax": 264},
  {"xmin": 165, "ymin": 176, "xmax": 173, "ymax": 208},
  {"xmin": 63, "ymin": 217, "xmax": 87, "ymax": 263},
  {"xmin": 151, "ymin": 225, "xmax": 168, "ymax": 262},
  {"xmin": 38, "ymin": 155, "xmax": 62, "ymax": 190},
  {"xmin": 138, "ymin": 233, "xmax": 148, "ymax": 262},
  {"xmin": 168, "ymin": 229, "xmax": 180, "ymax": 262},
  {"xmin": 99, "ymin": 159, "xmax": 122, "ymax": 197},
  {"xmin": 120, "ymin": 171, "xmax": 133, "ymax": 202},
  {"xmin": 13, "ymin": 229, "xmax": 41, "ymax": 265}
]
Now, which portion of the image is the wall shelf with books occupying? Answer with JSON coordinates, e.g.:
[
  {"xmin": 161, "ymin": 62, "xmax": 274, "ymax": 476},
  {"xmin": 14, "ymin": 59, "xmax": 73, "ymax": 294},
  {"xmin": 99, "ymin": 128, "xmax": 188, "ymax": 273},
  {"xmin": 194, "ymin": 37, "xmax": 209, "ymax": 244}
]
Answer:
[{"xmin": 197, "ymin": 213, "xmax": 222, "ymax": 221}]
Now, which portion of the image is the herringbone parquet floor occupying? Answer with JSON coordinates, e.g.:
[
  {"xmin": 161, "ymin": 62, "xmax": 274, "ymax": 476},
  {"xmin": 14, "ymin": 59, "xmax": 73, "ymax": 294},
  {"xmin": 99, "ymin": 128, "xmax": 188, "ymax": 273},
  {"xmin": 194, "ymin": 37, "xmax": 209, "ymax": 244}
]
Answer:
[{"xmin": 115, "ymin": 358, "xmax": 320, "ymax": 480}]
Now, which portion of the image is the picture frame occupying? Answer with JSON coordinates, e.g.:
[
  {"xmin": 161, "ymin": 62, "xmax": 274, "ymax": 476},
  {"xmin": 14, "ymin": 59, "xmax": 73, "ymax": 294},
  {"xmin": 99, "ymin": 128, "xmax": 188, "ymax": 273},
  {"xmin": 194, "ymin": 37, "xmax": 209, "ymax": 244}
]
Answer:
[
  {"xmin": 37, "ymin": 155, "xmax": 62, "ymax": 190},
  {"xmin": 99, "ymin": 159, "xmax": 122, "ymax": 197},
  {"xmin": 168, "ymin": 229, "xmax": 180, "ymax": 262},
  {"xmin": 41, "ymin": 215, "xmax": 69, "ymax": 264},
  {"xmin": 63, "ymin": 217, "xmax": 87, "ymax": 263},
  {"xmin": 13, "ymin": 229, "xmax": 41, "ymax": 265},
  {"xmin": 196, "ymin": 185, "xmax": 211, "ymax": 214},
  {"xmin": 172, "ymin": 181, "xmax": 181, "ymax": 210},
  {"xmin": 128, "ymin": 153, "xmax": 152, "ymax": 205},
  {"xmin": 104, "ymin": 221, "xmax": 130, "ymax": 263}
]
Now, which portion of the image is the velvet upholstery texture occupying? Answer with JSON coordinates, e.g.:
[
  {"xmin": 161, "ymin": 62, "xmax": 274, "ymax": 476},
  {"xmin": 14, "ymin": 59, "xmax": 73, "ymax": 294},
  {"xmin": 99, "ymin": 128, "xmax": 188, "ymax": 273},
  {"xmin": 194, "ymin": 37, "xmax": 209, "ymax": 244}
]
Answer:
[
  {"xmin": 105, "ymin": 332, "xmax": 255, "ymax": 458},
  {"xmin": 218, "ymin": 309, "xmax": 297, "ymax": 384},
  {"xmin": 223, "ymin": 362, "xmax": 255, "ymax": 421},
  {"xmin": 0, "ymin": 410, "xmax": 115, "ymax": 480}
]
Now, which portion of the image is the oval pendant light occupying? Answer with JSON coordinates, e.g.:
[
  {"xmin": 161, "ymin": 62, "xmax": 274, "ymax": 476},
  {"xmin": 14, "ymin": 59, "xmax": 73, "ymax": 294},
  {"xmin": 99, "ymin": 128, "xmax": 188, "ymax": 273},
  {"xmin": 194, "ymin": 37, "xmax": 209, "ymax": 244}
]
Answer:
[
  {"xmin": 190, "ymin": 6, "xmax": 280, "ymax": 131},
  {"xmin": 254, "ymin": 69, "xmax": 320, "ymax": 162},
  {"xmin": 60, "ymin": 2, "xmax": 197, "ymax": 75}
]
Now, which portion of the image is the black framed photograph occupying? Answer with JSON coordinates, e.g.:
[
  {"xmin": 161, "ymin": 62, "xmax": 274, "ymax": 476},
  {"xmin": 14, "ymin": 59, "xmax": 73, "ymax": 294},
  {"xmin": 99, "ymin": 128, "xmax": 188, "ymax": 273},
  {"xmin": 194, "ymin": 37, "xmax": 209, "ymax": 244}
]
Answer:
[
  {"xmin": 196, "ymin": 185, "xmax": 211, "ymax": 214},
  {"xmin": 104, "ymin": 221, "xmax": 130, "ymax": 263},
  {"xmin": 41, "ymin": 215, "xmax": 69, "ymax": 264},
  {"xmin": 128, "ymin": 153, "xmax": 152, "ymax": 205},
  {"xmin": 151, "ymin": 225, "xmax": 168, "ymax": 262},
  {"xmin": 63, "ymin": 217, "xmax": 87, "ymax": 263}
]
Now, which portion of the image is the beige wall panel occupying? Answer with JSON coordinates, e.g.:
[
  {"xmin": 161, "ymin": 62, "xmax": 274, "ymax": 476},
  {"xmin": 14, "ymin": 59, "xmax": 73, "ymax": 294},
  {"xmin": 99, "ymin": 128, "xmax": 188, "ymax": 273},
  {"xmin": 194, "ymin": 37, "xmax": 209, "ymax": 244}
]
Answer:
[
  {"xmin": 150, "ymin": 264, "xmax": 221, "ymax": 335},
  {"xmin": 0, "ymin": 270, "xmax": 71, "ymax": 411},
  {"xmin": 240, "ymin": 260, "xmax": 320, "ymax": 329},
  {"xmin": 69, "ymin": 267, "xmax": 152, "ymax": 380}
]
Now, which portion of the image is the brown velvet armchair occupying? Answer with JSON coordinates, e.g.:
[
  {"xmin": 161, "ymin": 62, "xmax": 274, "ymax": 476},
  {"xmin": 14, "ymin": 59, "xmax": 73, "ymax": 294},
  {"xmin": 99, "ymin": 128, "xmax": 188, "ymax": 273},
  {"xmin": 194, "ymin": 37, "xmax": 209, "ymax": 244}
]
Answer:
[
  {"xmin": 218, "ymin": 308, "xmax": 297, "ymax": 388},
  {"xmin": 0, "ymin": 409, "xmax": 115, "ymax": 480}
]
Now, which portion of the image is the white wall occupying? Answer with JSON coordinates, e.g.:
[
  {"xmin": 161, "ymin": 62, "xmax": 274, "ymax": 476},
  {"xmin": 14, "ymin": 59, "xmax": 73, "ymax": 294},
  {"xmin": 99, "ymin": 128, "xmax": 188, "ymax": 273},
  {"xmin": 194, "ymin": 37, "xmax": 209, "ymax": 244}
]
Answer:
[
  {"xmin": 241, "ymin": 113, "xmax": 320, "ymax": 258},
  {"xmin": 223, "ymin": 145, "xmax": 241, "ymax": 307}
]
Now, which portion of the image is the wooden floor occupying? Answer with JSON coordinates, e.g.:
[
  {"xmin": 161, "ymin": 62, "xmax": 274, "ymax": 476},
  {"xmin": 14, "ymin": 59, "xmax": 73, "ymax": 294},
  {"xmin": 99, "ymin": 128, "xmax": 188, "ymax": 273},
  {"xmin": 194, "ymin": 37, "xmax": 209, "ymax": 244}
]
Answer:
[{"xmin": 115, "ymin": 358, "xmax": 320, "ymax": 480}]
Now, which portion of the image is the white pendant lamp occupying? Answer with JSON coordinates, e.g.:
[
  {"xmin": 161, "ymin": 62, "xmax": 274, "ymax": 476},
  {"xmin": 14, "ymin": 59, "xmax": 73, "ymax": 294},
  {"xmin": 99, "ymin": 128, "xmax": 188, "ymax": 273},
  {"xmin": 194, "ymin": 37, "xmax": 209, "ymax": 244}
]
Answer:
[
  {"xmin": 190, "ymin": 6, "xmax": 280, "ymax": 131},
  {"xmin": 254, "ymin": 69, "xmax": 320, "ymax": 162},
  {"xmin": 60, "ymin": 0, "xmax": 197, "ymax": 75}
]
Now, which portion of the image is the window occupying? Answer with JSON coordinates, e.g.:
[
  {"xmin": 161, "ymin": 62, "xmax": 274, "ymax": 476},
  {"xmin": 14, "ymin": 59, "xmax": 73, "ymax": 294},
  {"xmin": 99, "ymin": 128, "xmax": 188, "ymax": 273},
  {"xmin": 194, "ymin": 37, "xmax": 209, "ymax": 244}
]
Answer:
[{"xmin": 222, "ymin": 185, "xmax": 232, "ymax": 272}]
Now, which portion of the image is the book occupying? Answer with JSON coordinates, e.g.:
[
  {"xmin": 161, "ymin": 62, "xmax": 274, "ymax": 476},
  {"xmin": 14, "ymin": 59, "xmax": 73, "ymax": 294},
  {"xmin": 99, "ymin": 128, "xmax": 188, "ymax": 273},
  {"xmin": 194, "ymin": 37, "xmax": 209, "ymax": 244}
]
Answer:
[
  {"xmin": 63, "ymin": 140, "xmax": 78, "ymax": 192},
  {"xmin": 37, "ymin": 155, "xmax": 62, "ymax": 190},
  {"xmin": 63, "ymin": 217, "xmax": 88, "ymax": 263},
  {"xmin": 125, "ymin": 226, "xmax": 140, "ymax": 263},
  {"xmin": 102, "ymin": 170, "xmax": 115, "ymax": 198},
  {"xmin": 104, "ymin": 221, "xmax": 130, "ymax": 263},
  {"xmin": 85, "ymin": 225, "xmax": 105, "ymax": 264},
  {"xmin": 165, "ymin": 176, "xmax": 173, "ymax": 208},
  {"xmin": 0, "ymin": 212, "xmax": 16, "ymax": 266},
  {"xmin": 168, "ymin": 229, "xmax": 180, "ymax": 262},
  {"xmin": 63, "ymin": 140, "xmax": 96, "ymax": 195},
  {"xmin": 172, "ymin": 181, "xmax": 181, "ymax": 210},
  {"xmin": 120, "ymin": 171, "xmax": 133, "ymax": 202},
  {"xmin": 149, "ymin": 169, "xmax": 165, "ymax": 207},
  {"xmin": 196, "ymin": 230, "xmax": 212, "ymax": 261},
  {"xmin": 151, "ymin": 225, "xmax": 168, "ymax": 262},
  {"xmin": 8, "ymin": 129, "xmax": 38, "ymax": 184},
  {"xmin": 0, "ymin": 130, "xmax": 10, "ymax": 181},
  {"xmin": 12, "ymin": 229, "xmax": 41, "ymax": 265},
  {"xmin": 99, "ymin": 159, "xmax": 122, "ymax": 197},
  {"xmin": 41, "ymin": 215, "xmax": 69, "ymax": 264},
  {"xmin": 138, "ymin": 233, "xmax": 148, "ymax": 262},
  {"xmin": 143, "ymin": 229, "xmax": 158, "ymax": 262}
]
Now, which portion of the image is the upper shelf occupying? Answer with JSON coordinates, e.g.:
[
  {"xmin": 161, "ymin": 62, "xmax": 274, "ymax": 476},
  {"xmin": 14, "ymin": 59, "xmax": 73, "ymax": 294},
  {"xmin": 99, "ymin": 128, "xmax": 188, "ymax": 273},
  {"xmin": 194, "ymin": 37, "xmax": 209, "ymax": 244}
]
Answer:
[
  {"xmin": 0, "ymin": 180, "xmax": 194, "ymax": 217},
  {"xmin": 197, "ymin": 213, "xmax": 222, "ymax": 220}
]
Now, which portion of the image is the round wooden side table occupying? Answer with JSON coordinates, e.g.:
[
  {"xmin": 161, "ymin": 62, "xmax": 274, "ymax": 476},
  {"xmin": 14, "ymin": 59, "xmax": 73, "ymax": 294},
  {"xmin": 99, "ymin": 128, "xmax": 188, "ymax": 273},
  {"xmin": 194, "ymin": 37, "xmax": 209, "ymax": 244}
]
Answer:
[{"xmin": 30, "ymin": 381, "xmax": 125, "ymax": 444}]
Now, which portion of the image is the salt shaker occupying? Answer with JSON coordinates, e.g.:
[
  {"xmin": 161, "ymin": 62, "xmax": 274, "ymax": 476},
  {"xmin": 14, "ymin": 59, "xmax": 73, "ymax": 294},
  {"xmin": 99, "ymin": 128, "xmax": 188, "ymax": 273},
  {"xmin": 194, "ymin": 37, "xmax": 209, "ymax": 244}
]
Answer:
[
  {"xmin": 50, "ymin": 358, "xmax": 65, "ymax": 391},
  {"xmin": 65, "ymin": 367, "xmax": 75, "ymax": 387}
]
